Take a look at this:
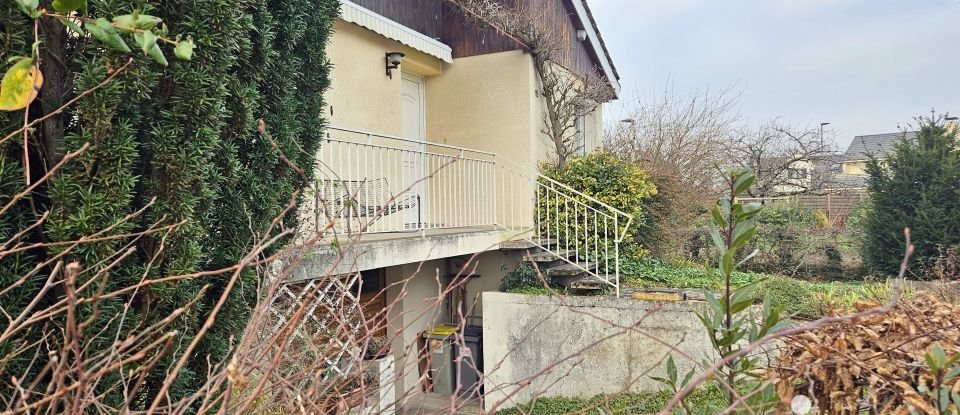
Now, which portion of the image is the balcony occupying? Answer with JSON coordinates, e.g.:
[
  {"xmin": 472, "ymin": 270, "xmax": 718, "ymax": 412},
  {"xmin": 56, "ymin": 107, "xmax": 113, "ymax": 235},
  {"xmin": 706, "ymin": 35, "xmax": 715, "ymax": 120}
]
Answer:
[
  {"xmin": 296, "ymin": 127, "xmax": 631, "ymax": 295},
  {"xmin": 305, "ymin": 127, "xmax": 526, "ymax": 236}
]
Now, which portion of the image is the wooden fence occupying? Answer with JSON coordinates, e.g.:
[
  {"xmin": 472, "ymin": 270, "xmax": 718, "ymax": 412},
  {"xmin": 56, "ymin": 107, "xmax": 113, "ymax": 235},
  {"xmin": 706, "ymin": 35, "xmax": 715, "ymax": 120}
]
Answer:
[{"xmin": 739, "ymin": 190, "xmax": 868, "ymax": 223}]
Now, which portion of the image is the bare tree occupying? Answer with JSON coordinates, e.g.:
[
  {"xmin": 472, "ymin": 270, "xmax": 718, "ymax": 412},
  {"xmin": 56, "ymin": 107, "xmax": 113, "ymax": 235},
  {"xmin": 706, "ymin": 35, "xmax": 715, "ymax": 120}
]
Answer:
[
  {"xmin": 445, "ymin": 0, "xmax": 615, "ymax": 169},
  {"xmin": 605, "ymin": 83, "xmax": 741, "ymax": 195},
  {"xmin": 730, "ymin": 119, "xmax": 838, "ymax": 198},
  {"xmin": 603, "ymin": 84, "xmax": 741, "ymax": 256}
]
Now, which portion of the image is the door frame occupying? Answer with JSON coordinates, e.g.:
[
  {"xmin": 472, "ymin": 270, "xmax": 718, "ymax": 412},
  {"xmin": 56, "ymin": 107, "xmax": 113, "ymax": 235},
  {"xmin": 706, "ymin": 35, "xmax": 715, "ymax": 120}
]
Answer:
[
  {"xmin": 400, "ymin": 72, "xmax": 427, "ymax": 229},
  {"xmin": 401, "ymin": 72, "xmax": 426, "ymax": 140}
]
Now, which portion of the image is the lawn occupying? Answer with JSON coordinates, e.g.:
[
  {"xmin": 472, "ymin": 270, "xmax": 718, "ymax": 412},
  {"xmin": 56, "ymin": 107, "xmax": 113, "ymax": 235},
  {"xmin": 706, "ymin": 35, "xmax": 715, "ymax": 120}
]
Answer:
[
  {"xmin": 496, "ymin": 385, "xmax": 728, "ymax": 414},
  {"xmin": 621, "ymin": 257, "xmax": 891, "ymax": 319}
]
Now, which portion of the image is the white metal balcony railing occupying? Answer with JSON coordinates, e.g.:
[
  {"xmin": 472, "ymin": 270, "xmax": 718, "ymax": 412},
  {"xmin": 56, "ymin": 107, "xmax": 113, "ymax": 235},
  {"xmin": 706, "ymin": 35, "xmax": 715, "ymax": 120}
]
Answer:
[{"xmin": 311, "ymin": 127, "xmax": 632, "ymax": 295}]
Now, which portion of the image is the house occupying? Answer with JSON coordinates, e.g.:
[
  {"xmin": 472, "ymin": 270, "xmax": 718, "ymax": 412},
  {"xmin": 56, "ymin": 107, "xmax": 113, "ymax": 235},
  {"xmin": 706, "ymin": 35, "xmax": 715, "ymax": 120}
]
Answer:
[
  {"xmin": 285, "ymin": 0, "xmax": 623, "ymax": 409},
  {"xmin": 839, "ymin": 131, "xmax": 916, "ymax": 176},
  {"xmin": 768, "ymin": 157, "xmax": 816, "ymax": 195}
]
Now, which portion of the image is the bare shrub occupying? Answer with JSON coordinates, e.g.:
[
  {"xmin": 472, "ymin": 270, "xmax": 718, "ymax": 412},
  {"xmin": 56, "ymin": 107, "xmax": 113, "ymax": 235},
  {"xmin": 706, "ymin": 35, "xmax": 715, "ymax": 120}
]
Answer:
[{"xmin": 926, "ymin": 245, "xmax": 960, "ymax": 303}]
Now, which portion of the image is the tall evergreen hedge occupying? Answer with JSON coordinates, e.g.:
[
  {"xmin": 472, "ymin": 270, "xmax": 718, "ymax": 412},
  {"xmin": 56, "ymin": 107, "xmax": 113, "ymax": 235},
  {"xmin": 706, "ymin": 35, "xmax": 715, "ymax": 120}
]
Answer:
[
  {"xmin": 0, "ymin": 0, "xmax": 338, "ymax": 405},
  {"xmin": 864, "ymin": 117, "xmax": 960, "ymax": 275}
]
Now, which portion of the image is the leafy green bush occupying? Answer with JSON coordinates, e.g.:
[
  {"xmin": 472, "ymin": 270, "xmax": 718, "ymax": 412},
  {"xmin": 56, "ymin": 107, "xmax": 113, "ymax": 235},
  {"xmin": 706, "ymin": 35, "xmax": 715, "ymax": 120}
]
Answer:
[
  {"xmin": 0, "ymin": 0, "xmax": 339, "ymax": 405},
  {"xmin": 679, "ymin": 200, "xmax": 858, "ymax": 278},
  {"xmin": 864, "ymin": 117, "xmax": 960, "ymax": 276},
  {"xmin": 755, "ymin": 201, "xmax": 818, "ymax": 227},
  {"xmin": 539, "ymin": 152, "xmax": 658, "ymax": 258},
  {"xmin": 499, "ymin": 263, "xmax": 548, "ymax": 292},
  {"xmin": 762, "ymin": 276, "xmax": 818, "ymax": 318},
  {"xmin": 839, "ymin": 198, "xmax": 872, "ymax": 262},
  {"xmin": 639, "ymin": 172, "xmax": 712, "ymax": 260}
]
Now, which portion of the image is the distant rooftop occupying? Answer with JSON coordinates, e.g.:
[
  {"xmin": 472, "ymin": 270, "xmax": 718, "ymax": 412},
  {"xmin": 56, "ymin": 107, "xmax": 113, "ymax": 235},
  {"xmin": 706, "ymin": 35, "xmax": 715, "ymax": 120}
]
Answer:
[{"xmin": 842, "ymin": 131, "xmax": 916, "ymax": 162}]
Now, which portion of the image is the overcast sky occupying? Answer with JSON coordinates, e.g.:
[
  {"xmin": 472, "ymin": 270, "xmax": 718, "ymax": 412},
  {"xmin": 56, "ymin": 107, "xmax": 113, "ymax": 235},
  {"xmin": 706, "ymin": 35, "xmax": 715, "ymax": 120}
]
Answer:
[{"xmin": 591, "ymin": 0, "xmax": 960, "ymax": 148}]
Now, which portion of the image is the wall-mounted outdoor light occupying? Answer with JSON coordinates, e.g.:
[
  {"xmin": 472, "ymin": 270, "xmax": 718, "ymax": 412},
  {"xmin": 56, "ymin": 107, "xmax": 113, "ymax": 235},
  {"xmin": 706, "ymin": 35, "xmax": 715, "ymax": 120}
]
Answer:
[
  {"xmin": 386, "ymin": 52, "xmax": 405, "ymax": 79},
  {"xmin": 576, "ymin": 29, "xmax": 587, "ymax": 42}
]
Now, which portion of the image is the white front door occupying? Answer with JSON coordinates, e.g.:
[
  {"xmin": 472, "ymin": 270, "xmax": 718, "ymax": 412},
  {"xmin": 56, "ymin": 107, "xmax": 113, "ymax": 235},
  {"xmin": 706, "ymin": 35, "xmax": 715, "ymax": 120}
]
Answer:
[{"xmin": 401, "ymin": 73, "xmax": 427, "ymax": 229}]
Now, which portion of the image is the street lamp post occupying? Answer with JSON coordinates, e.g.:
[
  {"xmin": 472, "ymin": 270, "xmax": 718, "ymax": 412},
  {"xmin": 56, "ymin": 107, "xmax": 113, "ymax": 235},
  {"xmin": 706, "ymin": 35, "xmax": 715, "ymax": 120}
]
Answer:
[{"xmin": 819, "ymin": 122, "xmax": 831, "ymax": 147}]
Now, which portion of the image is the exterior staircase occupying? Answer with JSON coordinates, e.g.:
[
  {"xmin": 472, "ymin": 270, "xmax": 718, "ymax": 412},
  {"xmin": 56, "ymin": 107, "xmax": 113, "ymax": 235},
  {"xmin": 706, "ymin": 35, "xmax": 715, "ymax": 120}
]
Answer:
[
  {"xmin": 499, "ymin": 239, "xmax": 608, "ymax": 291},
  {"xmin": 492, "ymin": 157, "xmax": 634, "ymax": 297}
]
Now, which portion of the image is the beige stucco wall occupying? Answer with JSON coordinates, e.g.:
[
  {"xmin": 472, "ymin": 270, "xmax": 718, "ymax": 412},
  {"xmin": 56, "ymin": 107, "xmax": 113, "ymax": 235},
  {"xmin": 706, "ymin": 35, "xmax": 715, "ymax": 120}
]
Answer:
[
  {"xmin": 384, "ymin": 259, "xmax": 447, "ymax": 405},
  {"xmin": 381, "ymin": 251, "xmax": 517, "ymax": 407},
  {"xmin": 426, "ymin": 50, "xmax": 540, "ymax": 229},
  {"xmin": 426, "ymin": 50, "xmax": 536, "ymax": 164},
  {"xmin": 530, "ymin": 62, "xmax": 606, "ymax": 164},
  {"xmin": 584, "ymin": 105, "xmax": 604, "ymax": 152},
  {"xmin": 842, "ymin": 161, "xmax": 868, "ymax": 176},
  {"xmin": 325, "ymin": 20, "xmax": 443, "ymax": 135},
  {"xmin": 325, "ymin": 21, "xmax": 401, "ymax": 136},
  {"xmin": 457, "ymin": 251, "xmax": 521, "ymax": 318}
]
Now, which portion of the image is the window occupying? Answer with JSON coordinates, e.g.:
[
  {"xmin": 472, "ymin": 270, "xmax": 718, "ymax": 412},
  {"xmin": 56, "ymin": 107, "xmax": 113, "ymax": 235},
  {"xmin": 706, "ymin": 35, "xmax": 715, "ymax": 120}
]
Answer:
[
  {"xmin": 787, "ymin": 168, "xmax": 808, "ymax": 180},
  {"xmin": 574, "ymin": 115, "xmax": 587, "ymax": 155}
]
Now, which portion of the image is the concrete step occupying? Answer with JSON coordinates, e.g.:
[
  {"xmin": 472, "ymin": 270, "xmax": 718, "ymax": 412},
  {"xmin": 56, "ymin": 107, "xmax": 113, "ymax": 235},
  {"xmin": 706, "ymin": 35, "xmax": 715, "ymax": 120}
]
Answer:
[
  {"xmin": 552, "ymin": 273, "xmax": 608, "ymax": 290},
  {"xmin": 524, "ymin": 249, "xmax": 574, "ymax": 262},
  {"xmin": 499, "ymin": 238, "xmax": 558, "ymax": 250},
  {"xmin": 545, "ymin": 262, "xmax": 598, "ymax": 277},
  {"xmin": 547, "ymin": 262, "xmax": 605, "ymax": 290}
]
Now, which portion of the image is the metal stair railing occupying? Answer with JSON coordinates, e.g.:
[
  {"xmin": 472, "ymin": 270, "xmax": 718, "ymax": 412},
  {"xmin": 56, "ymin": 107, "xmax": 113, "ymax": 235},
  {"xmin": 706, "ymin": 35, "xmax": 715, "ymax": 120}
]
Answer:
[{"xmin": 494, "ymin": 156, "xmax": 633, "ymax": 297}]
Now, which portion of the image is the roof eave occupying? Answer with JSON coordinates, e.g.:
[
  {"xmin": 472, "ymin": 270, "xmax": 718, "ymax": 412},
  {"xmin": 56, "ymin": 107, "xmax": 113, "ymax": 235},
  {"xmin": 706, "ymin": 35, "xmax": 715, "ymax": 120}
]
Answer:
[
  {"xmin": 340, "ymin": 0, "xmax": 454, "ymax": 63},
  {"xmin": 568, "ymin": 0, "xmax": 620, "ymax": 98}
]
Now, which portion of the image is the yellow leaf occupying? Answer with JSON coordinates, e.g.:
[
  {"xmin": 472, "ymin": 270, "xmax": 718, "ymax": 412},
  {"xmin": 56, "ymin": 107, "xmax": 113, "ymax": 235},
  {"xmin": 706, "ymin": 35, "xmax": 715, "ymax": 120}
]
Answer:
[{"xmin": 0, "ymin": 58, "xmax": 44, "ymax": 111}]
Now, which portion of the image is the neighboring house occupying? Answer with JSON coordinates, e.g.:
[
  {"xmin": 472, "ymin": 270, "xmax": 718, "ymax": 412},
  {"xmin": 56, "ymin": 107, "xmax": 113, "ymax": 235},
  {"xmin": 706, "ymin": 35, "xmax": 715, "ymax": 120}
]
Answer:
[
  {"xmin": 839, "ymin": 131, "xmax": 916, "ymax": 176},
  {"xmin": 761, "ymin": 155, "xmax": 837, "ymax": 196},
  {"xmin": 287, "ymin": 0, "xmax": 623, "ymax": 408},
  {"xmin": 769, "ymin": 157, "xmax": 815, "ymax": 195}
]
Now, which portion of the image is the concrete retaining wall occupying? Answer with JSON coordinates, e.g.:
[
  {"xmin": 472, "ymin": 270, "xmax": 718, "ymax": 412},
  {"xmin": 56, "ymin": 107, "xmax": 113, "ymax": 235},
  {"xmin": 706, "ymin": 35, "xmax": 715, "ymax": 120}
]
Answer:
[{"xmin": 481, "ymin": 292, "xmax": 715, "ymax": 412}]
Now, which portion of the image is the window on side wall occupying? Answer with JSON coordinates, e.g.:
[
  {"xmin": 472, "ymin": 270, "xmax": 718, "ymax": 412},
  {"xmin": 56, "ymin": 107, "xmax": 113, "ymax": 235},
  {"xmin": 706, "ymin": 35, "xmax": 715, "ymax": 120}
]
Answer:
[{"xmin": 574, "ymin": 115, "xmax": 587, "ymax": 156}]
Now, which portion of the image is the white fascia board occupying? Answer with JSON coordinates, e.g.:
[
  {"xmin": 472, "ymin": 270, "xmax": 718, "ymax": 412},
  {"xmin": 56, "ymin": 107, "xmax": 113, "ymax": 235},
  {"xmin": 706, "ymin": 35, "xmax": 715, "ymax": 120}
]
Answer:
[
  {"xmin": 569, "ymin": 0, "xmax": 620, "ymax": 97},
  {"xmin": 340, "ymin": 0, "xmax": 454, "ymax": 63}
]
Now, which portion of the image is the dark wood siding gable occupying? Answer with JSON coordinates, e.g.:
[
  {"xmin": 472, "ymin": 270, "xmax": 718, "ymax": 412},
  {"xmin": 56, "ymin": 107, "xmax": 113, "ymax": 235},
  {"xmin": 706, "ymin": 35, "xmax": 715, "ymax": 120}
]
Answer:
[
  {"xmin": 527, "ymin": 0, "xmax": 600, "ymax": 76},
  {"xmin": 352, "ymin": 0, "xmax": 445, "ymax": 39},
  {"xmin": 440, "ymin": 2, "xmax": 525, "ymax": 58},
  {"xmin": 351, "ymin": 0, "xmax": 607, "ymax": 79}
]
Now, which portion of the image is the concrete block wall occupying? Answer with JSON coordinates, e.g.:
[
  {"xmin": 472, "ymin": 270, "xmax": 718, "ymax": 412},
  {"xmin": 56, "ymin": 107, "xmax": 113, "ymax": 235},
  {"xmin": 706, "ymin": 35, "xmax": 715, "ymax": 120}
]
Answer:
[{"xmin": 481, "ymin": 292, "xmax": 715, "ymax": 412}]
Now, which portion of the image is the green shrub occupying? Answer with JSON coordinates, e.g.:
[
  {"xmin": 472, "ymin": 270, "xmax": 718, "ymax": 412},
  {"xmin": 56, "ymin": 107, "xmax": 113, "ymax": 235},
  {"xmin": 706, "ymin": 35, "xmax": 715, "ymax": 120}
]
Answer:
[
  {"xmin": 755, "ymin": 201, "xmax": 818, "ymax": 227},
  {"xmin": 814, "ymin": 209, "xmax": 830, "ymax": 228},
  {"xmin": 499, "ymin": 263, "xmax": 549, "ymax": 292},
  {"xmin": 678, "ymin": 200, "xmax": 859, "ymax": 278},
  {"xmin": 864, "ymin": 117, "xmax": 960, "ymax": 276},
  {"xmin": 539, "ymin": 152, "xmax": 657, "ymax": 258},
  {"xmin": 839, "ymin": 198, "xmax": 871, "ymax": 263},
  {"xmin": 0, "ymin": 0, "xmax": 339, "ymax": 405},
  {"xmin": 761, "ymin": 276, "xmax": 818, "ymax": 318},
  {"xmin": 639, "ymin": 172, "xmax": 712, "ymax": 260}
]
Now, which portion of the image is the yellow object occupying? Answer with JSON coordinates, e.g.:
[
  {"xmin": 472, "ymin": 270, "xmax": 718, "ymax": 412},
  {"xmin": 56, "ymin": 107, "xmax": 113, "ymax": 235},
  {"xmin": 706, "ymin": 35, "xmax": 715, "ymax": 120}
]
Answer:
[
  {"xmin": 425, "ymin": 324, "xmax": 458, "ymax": 335},
  {"xmin": 632, "ymin": 292, "xmax": 683, "ymax": 302},
  {"xmin": 0, "ymin": 58, "xmax": 43, "ymax": 112}
]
